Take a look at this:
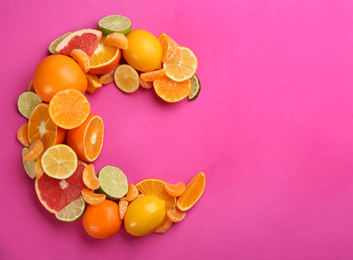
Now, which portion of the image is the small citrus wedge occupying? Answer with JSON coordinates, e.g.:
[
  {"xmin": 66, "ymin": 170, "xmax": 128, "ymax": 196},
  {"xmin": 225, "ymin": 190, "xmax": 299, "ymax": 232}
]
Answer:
[
  {"xmin": 119, "ymin": 199, "xmax": 128, "ymax": 219},
  {"xmin": 82, "ymin": 188, "xmax": 106, "ymax": 206},
  {"xmin": 153, "ymin": 75, "xmax": 191, "ymax": 103},
  {"xmin": 49, "ymin": 32, "xmax": 71, "ymax": 55},
  {"xmin": 17, "ymin": 123, "xmax": 31, "ymax": 147},
  {"xmin": 98, "ymin": 68, "xmax": 116, "ymax": 85},
  {"xmin": 176, "ymin": 172, "xmax": 206, "ymax": 211},
  {"xmin": 139, "ymin": 77, "xmax": 154, "ymax": 89},
  {"xmin": 165, "ymin": 182, "xmax": 185, "ymax": 197},
  {"xmin": 114, "ymin": 64, "xmax": 139, "ymax": 93},
  {"xmin": 126, "ymin": 184, "xmax": 139, "ymax": 202},
  {"xmin": 49, "ymin": 89, "xmax": 90, "ymax": 130},
  {"xmin": 86, "ymin": 73, "xmax": 103, "ymax": 94},
  {"xmin": 41, "ymin": 144, "xmax": 78, "ymax": 179},
  {"xmin": 140, "ymin": 69, "xmax": 166, "ymax": 82},
  {"xmin": 23, "ymin": 139, "xmax": 44, "ymax": 161},
  {"xmin": 70, "ymin": 49, "xmax": 90, "ymax": 73},
  {"xmin": 104, "ymin": 32, "xmax": 128, "ymax": 50},
  {"xmin": 189, "ymin": 74, "xmax": 201, "ymax": 100},
  {"xmin": 167, "ymin": 208, "xmax": 186, "ymax": 223},
  {"xmin": 82, "ymin": 164, "xmax": 100, "ymax": 190},
  {"xmin": 154, "ymin": 217, "xmax": 173, "ymax": 233},
  {"xmin": 160, "ymin": 37, "xmax": 177, "ymax": 62},
  {"xmin": 66, "ymin": 114, "xmax": 104, "ymax": 162},
  {"xmin": 163, "ymin": 46, "xmax": 198, "ymax": 82}
]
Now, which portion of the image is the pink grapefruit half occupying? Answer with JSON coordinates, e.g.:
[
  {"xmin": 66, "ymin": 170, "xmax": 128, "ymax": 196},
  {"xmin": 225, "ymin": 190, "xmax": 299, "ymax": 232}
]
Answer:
[
  {"xmin": 54, "ymin": 29, "xmax": 102, "ymax": 57},
  {"xmin": 35, "ymin": 161, "xmax": 87, "ymax": 214}
]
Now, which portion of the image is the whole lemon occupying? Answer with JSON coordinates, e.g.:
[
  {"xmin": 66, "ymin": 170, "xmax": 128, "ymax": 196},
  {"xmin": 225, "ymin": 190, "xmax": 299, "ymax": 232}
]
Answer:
[
  {"xmin": 124, "ymin": 195, "xmax": 166, "ymax": 236},
  {"xmin": 123, "ymin": 30, "xmax": 163, "ymax": 72}
]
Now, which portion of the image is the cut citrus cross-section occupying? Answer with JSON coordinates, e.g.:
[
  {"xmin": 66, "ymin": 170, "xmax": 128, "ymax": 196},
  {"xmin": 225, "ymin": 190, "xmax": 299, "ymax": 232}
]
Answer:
[
  {"xmin": 89, "ymin": 36, "xmax": 121, "ymax": 75},
  {"xmin": 28, "ymin": 103, "xmax": 66, "ymax": 150},
  {"xmin": 163, "ymin": 46, "xmax": 198, "ymax": 82},
  {"xmin": 66, "ymin": 114, "xmax": 104, "ymax": 162},
  {"xmin": 114, "ymin": 64, "xmax": 139, "ymax": 93},
  {"xmin": 41, "ymin": 144, "xmax": 78, "ymax": 179},
  {"xmin": 49, "ymin": 89, "xmax": 90, "ymax": 130},
  {"xmin": 153, "ymin": 75, "xmax": 191, "ymax": 103}
]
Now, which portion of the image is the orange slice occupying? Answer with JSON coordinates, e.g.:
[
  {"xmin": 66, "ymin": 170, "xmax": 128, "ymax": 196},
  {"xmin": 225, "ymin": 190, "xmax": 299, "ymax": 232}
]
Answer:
[
  {"xmin": 49, "ymin": 89, "xmax": 90, "ymax": 130},
  {"xmin": 17, "ymin": 123, "xmax": 31, "ymax": 147},
  {"xmin": 135, "ymin": 178, "xmax": 176, "ymax": 212},
  {"xmin": 167, "ymin": 208, "xmax": 186, "ymax": 222},
  {"xmin": 82, "ymin": 164, "xmax": 100, "ymax": 190},
  {"xmin": 104, "ymin": 32, "xmax": 128, "ymax": 50},
  {"xmin": 89, "ymin": 36, "xmax": 121, "ymax": 75},
  {"xmin": 119, "ymin": 199, "xmax": 128, "ymax": 219},
  {"xmin": 140, "ymin": 69, "xmax": 166, "ymax": 82},
  {"xmin": 70, "ymin": 49, "xmax": 90, "ymax": 73},
  {"xmin": 86, "ymin": 73, "xmax": 102, "ymax": 94},
  {"xmin": 153, "ymin": 75, "xmax": 191, "ymax": 103},
  {"xmin": 163, "ymin": 47, "xmax": 198, "ymax": 82},
  {"xmin": 139, "ymin": 77, "xmax": 154, "ymax": 89},
  {"xmin": 28, "ymin": 103, "xmax": 66, "ymax": 150},
  {"xmin": 98, "ymin": 68, "xmax": 116, "ymax": 85},
  {"xmin": 82, "ymin": 188, "xmax": 106, "ymax": 206},
  {"xmin": 22, "ymin": 139, "xmax": 44, "ymax": 161},
  {"xmin": 66, "ymin": 114, "xmax": 104, "ymax": 162},
  {"xmin": 165, "ymin": 182, "xmax": 185, "ymax": 197},
  {"xmin": 176, "ymin": 172, "xmax": 206, "ymax": 211}
]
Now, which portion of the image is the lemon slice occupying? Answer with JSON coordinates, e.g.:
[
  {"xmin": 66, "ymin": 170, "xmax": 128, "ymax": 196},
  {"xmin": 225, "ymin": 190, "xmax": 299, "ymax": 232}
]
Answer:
[{"xmin": 114, "ymin": 64, "xmax": 139, "ymax": 93}]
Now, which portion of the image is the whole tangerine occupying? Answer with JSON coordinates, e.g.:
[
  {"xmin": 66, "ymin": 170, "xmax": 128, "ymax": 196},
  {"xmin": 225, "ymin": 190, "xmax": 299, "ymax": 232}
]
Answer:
[
  {"xmin": 82, "ymin": 199, "xmax": 121, "ymax": 239},
  {"xmin": 33, "ymin": 55, "xmax": 87, "ymax": 102}
]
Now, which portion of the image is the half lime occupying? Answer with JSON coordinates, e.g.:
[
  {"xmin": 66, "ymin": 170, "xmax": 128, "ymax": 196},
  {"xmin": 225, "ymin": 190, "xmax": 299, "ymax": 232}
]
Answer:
[
  {"xmin": 55, "ymin": 196, "xmax": 86, "ymax": 222},
  {"xmin": 98, "ymin": 15, "xmax": 132, "ymax": 36},
  {"xmin": 98, "ymin": 166, "xmax": 128, "ymax": 199},
  {"xmin": 188, "ymin": 75, "xmax": 201, "ymax": 101},
  {"xmin": 18, "ymin": 91, "xmax": 42, "ymax": 118}
]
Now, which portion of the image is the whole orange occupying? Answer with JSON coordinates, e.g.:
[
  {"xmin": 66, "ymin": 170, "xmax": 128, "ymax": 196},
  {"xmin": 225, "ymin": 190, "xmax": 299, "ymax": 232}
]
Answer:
[
  {"xmin": 33, "ymin": 55, "xmax": 87, "ymax": 102},
  {"xmin": 82, "ymin": 199, "xmax": 121, "ymax": 239}
]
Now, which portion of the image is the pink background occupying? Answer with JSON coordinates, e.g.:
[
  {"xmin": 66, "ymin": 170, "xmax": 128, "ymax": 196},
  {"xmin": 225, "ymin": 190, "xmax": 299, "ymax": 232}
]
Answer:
[{"xmin": 2, "ymin": 0, "xmax": 353, "ymax": 259}]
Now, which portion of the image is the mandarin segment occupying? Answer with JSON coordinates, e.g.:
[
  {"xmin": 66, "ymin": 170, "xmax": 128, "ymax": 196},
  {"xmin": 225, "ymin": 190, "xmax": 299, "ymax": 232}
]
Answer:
[
  {"xmin": 167, "ymin": 208, "xmax": 186, "ymax": 223},
  {"xmin": 34, "ymin": 158, "xmax": 44, "ymax": 179},
  {"xmin": 98, "ymin": 68, "xmax": 116, "ymax": 85},
  {"xmin": 83, "ymin": 164, "xmax": 100, "ymax": 190},
  {"xmin": 140, "ymin": 69, "xmax": 166, "ymax": 82},
  {"xmin": 86, "ymin": 73, "xmax": 103, "ymax": 94},
  {"xmin": 126, "ymin": 184, "xmax": 139, "ymax": 202},
  {"xmin": 70, "ymin": 49, "xmax": 90, "ymax": 73},
  {"xmin": 22, "ymin": 147, "xmax": 36, "ymax": 179},
  {"xmin": 23, "ymin": 139, "xmax": 44, "ymax": 161},
  {"xmin": 160, "ymin": 37, "xmax": 177, "ymax": 62},
  {"xmin": 49, "ymin": 89, "xmax": 90, "ymax": 130},
  {"xmin": 165, "ymin": 182, "xmax": 186, "ymax": 197},
  {"xmin": 82, "ymin": 188, "xmax": 106, "ymax": 206},
  {"xmin": 154, "ymin": 217, "xmax": 173, "ymax": 233},
  {"xmin": 119, "ymin": 199, "xmax": 128, "ymax": 219},
  {"xmin": 139, "ymin": 77, "xmax": 154, "ymax": 89},
  {"xmin": 176, "ymin": 172, "xmax": 206, "ymax": 211},
  {"xmin": 104, "ymin": 32, "xmax": 128, "ymax": 50},
  {"xmin": 17, "ymin": 123, "xmax": 31, "ymax": 147}
]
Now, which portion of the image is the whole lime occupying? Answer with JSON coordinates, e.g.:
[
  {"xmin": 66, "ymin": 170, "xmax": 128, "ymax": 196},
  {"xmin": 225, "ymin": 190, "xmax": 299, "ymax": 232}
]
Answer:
[{"xmin": 123, "ymin": 30, "xmax": 163, "ymax": 72}]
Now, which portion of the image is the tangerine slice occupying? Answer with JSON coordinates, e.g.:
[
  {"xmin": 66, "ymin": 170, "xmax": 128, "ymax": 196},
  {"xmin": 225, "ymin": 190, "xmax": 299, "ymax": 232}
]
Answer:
[
  {"xmin": 139, "ymin": 77, "xmax": 153, "ymax": 89},
  {"xmin": 126, "ymin": 184, "xmax": 139, "ymax": 202},
  {"xmin": 119, "ymin": 199, "xmax": 128, "ymax": 219},
  {"xmin": 176, "ymin": 172, "xmax": 206, "ymax": 211},
  {"xmin": 89, "ymin": 37, "xmax": 121, "ymax": 74},
  {"xmin": 66, "ymin": 114, "xmax": 104, "ymax": 162},
  {"xmin": 160, "ymin": 37, "xmax": 177, "ymax": 62},
  {"xmin": 158, "ymin": 33, "xmax": 179, "ymax": 47},
  {"xmin": 140, "ymin": 69, "xmax": 166, "ymax": 82},
  {"xmin": 82, "ymin": 188, "xmax": 106, "ymax": 206},
  {"xmin": 135, "ymin": 178, "xmax": 176, "ymax": 212},
  {"xmin": 86, "ymin": 73, "xmax": 102, "ymax": 94},
  {"xmin": 99, "ymin": 68, "xmax": 116, "ymax": 85},
  {"xmin": 28, "ymin": 103, "xmax": 66, "ymax": 150},
  {"xmin": 165, "ymin": 182, "xmax": 185, "ymax": 197},
  {"xmin": 104, "ymin": 32, "xmax": 128, "ymax": 50},
  {"xmin": 167, "ymin": 208, "xmax": 186, "ymax": 223},
  {"xmin": 49, "ymin": 89, "xmax": 90, "ymax": 130},
  {"xmin": 23, "ymin": 139, "xmax": 44, "ymax": 161},
  {"xmin": 154, "ymin": 217, "xmax": 173, "ymax": 233},
  {"xmin": 70, "ymin": 49, "xmax": 90, "ymax": 73},
  {"xmin": 17, "ymin": 123, "xmax": 31, "ymax": 147},
  {"xmin": 83, "ymin": 164, "xmax": 100, "ymax": 190},
  {"xmin": 153, "ymin": 75, "xmax": 191, "ymax": 103},
  {"xmin": 34, "ymin": 158, "xmax": 44, "ymax": 179}
]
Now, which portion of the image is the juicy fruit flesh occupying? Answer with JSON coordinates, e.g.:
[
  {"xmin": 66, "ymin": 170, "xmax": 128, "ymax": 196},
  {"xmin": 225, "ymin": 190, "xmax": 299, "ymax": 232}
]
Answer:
[
  {"xmin": 35, "ymin": 163, "xmax": 86, "ymax": 214},
  {"xmin": 124, "ymin": 195, "xmax": 166, "ymax": 237}
]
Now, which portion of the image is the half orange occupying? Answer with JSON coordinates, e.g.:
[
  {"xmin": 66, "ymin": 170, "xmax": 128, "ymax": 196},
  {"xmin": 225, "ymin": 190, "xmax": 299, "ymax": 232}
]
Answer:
[
  {"xmin": 153, "ymin": 75, "xmax": 191, "ymax": 103},
  {"xmin": 66, "ymin": 114, "xmax": 104, "ymax": 163}
]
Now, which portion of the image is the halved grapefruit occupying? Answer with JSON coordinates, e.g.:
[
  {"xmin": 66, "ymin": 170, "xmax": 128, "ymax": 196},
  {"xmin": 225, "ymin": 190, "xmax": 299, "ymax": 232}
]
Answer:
[
  {"xmin": 35, "ymin": 161, "xmax": 87, "ymax": 214},
  {"xmin": 55, "ymin": 29, "xmax": 102, "ymax": 57}
]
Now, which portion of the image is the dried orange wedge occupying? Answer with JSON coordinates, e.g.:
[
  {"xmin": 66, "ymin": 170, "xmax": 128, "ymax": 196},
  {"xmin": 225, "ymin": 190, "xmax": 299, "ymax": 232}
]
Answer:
[
  {"xmin": 163, "ymin": 46, "xmax": 198, "ymax": 82},
  {"xmin": 153, "ymin": 75, "xmax": 191, "ymax": 103},
  {"xmin": 49, "ymin": 89, "xmax": 90, "ymax": 130},
  {"xmin": 135, "ymin": 178, "xmax": 176, "ymax": 212},
  {"xmin": 176, "ymin": 172, "xmax": 206, "ymax": 211},
  {"xmin": 89, "ymin": 36, "xmax": 121, "ymax": 75},
  {"xmin": 28, "ymin": 103, "xmax": 66, "ymax": 150},
  {"xmin": 82, "ymin": 188, "xmax": 106, "ymax": 206},
  {"xmin": 66, "ymin": 114, "xmax": 104, "ymax": 162}
]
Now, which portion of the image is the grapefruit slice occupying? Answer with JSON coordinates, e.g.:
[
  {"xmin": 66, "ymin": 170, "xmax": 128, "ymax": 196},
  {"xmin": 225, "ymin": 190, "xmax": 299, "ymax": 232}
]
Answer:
[
  {"xmin": 55, "ymin": 29, "xmax": 102, "ymax": 57},
  {"xmin": 35, "ymin": 161, "xmax": 87, "ymax": 214}
]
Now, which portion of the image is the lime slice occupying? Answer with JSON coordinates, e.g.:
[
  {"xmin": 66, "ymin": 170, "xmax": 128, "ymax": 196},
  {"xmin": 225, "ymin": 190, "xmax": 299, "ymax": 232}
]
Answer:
[
  {"xmin": 55, "ymin": 196, "xmax": 86, "ymax": 222},
  {"xmin": 188, "ymin": 75, "xmax": 201, "ymax": 101},
  {"xmin": 22, "ymin": 148, "xmax": 35, "ymax": 179},
  {"xmin": 98, "ymin": 15, "xmax": 132, "ymax": 36},
  {"xmin": 18, "ymin": 91, "xmax": 42, "ymax": 119},
  {"xmin": 98, "ymin": 166, "xmax": 128, "ymax": 199},
  {"xmin": 48, "ymin": 32, "xmax": 71, "ymax": 55}
]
